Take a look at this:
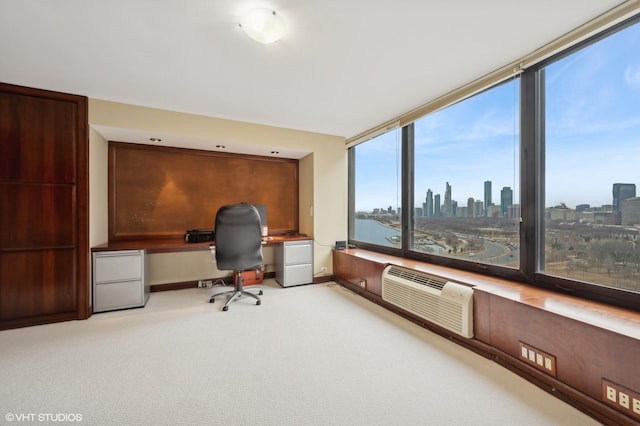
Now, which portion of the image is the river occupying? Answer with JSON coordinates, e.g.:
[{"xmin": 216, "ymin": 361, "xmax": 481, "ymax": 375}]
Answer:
[{"xmin": 354, "ymin": 219, "xmax": 400, "ymax": 247}]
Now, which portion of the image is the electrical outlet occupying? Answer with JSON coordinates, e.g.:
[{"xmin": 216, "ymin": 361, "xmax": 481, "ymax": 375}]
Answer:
[
  {"xmin": 518, "ymin": 342, "xmax": 557, "ymax": 377},
  {"xmin": 320, "ymin": 266, "xmax": 327, "ymax": 273},
  {"xmin": 619, "ymin": 392, "xmax": 630, "ymax": 409},
  {"xmin": 602, "ymin": 378, "xmax": 640, "ymax": 421},
  {"xmin": 198, "ymin": 279, "xmax": 212, "ymax": 288},
  {"xmin": 358, "ymin": 279, "xmax": 366, "ymax": 289}
]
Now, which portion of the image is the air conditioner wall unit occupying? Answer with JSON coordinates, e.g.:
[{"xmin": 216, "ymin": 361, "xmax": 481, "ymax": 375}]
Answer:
[{"xmin": 381, "ymin": 265, "xmax": 474, "ymax": 338}]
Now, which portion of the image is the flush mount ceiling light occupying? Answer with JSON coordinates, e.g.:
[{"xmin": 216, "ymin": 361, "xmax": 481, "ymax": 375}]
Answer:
[{"xmin": 239, "ymin": 9, "xmax": 286, "ymax": 44}]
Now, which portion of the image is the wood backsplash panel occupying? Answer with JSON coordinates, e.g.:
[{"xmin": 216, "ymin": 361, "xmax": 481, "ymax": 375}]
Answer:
[{"xmin": 109, "ymin": 142, "xmax": 298, "ymax": 240}]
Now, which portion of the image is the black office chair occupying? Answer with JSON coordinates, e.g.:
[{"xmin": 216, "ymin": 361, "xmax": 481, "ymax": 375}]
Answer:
[{"xmin": 209, "ymin": 203, "xmax": 263, "ymax": 311}]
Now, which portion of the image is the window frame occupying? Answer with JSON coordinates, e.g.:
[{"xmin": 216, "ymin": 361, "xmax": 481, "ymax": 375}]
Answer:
[{"xmin": 348, "ymin": 15, "xmax": 640, "ymax": 312}]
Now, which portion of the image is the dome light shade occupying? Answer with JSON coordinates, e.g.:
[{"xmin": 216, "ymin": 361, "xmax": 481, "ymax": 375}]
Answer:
[{"xmin": 239, "ymin": 9, "xmax": 286, "ymax": 44}]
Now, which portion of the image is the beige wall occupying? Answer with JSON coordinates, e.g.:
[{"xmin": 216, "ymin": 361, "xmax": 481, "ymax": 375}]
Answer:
[
  {"xmin": 88, "ymin": 99, "xmax": 346, "ymax": 284},
  {"xmin": 89, "ymin": 127, "xmax": 109, "ymax": 248}
]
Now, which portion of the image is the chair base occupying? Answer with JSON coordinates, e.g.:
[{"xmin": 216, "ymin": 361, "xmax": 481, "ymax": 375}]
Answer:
[{"xmin": 209, "ymin": 276, "xmax": 263, "ymax": 311}]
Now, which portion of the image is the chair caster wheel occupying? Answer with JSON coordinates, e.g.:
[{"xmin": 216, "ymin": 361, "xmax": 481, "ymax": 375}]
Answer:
[
  {"xmin": 256, "ymin": 300, "xmax": 261, "ymax": 305},
  {"xmin": 222, "ymin": 306, "xmax": 229, "ymax": 311},
  {"xmin": 209, "ymin": 298, "xmax": 215, "ymax": 303},
  {"xmin": 258, "ymin": 290, "xmax": 263, "ymax": 295}
]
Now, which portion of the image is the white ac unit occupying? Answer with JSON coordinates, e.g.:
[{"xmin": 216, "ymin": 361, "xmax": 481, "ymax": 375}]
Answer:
[{"xmin": 382, "ymin": 265, "xmax": 474, "ymax": 338}]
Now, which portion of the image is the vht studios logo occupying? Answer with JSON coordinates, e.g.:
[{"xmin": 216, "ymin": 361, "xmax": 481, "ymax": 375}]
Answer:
[{"xmin": 5, "ymin": 412, "xmax": 83, "ymax": 422}]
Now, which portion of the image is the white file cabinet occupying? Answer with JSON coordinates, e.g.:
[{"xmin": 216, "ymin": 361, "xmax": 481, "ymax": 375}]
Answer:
[
  {"xmin": 93, "ymin": 249, "xmax": 149, "ymax": 313},
  {"xmin": 275, "ymin": 239, "xmax": 313, "ymax": 287}
]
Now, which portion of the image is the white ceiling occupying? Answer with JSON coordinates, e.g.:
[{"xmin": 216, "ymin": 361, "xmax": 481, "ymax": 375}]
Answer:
[{"xmin": 0, "ymin": 0, "xmax": 629, "ymax": 156}]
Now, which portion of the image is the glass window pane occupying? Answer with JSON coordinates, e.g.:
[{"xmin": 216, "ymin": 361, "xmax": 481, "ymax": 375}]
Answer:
[
  {"xmin": 412, "ymin": 79, "xmax": 520, "ymax": 267},
  {"xmin": 352, "ymin": 129, "xmax": 402, "ymax": 248},
  {"xmin": 543, "ymin": 21, "xmax": 640, "ymax": 293}
]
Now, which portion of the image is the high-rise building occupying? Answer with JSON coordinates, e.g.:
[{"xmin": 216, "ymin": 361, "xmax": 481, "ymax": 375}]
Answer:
[
  {"xmin": 425, "ymin": 189, "xmax": 433, "ymax": 217},
  {"xmin": 612, "ymin": 183, "xmax": 636, "ymax": 212},
  {"xmin": 474, "ymin": 200, "xmax": 484, "ymax": 218},
  {"xmin": 487, "ymin": 205, "xmax": 501, "ymax": 217},
  {"xmin": 467, "ymin": 197, "xmax": 474, "ymax": 218},
  {"xmin": 622, "ymin": 197, "xmax": 640, "ymax": 225},
  {"xmin": 444, "ymin": 182, "xmax": 452, "ymax": 217},
  {"xmin": 500, "ymin": 187, "xmax": 513, "ymax": 218},
  {"xmin": 434, "ymin": 194, "xmax": 441, "ymax": 217},
  {"xmin": 484, "ymin": 180, "xmax": 492, "ymax": 217}
]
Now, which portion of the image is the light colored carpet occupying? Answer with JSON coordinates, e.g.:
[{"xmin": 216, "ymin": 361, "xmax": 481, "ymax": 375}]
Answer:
[{"xmin": 0, "ymin": 280, "xmax": 600, "ymax": 425}]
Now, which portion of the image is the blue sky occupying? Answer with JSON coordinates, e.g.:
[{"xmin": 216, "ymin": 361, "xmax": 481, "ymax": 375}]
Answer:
[{"xmin": 355, "ymin": 20, "xmax": 640, "ymax": 212}]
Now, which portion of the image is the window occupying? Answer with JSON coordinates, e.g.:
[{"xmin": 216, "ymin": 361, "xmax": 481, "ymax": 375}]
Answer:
[
  {"xmin": 350, "ymin": 128, "xmax": 402, "ymax": 249},
  {"xmin": 540, "ymin": 20, "xmax": 640, "ymax": 295},
  {"xmin": 348, "ymin": 15, "xmax": 640, "ymax": 310},
  {"xmin": 412, "ymin": 79, "xmax": 520, "ymax": 268}
]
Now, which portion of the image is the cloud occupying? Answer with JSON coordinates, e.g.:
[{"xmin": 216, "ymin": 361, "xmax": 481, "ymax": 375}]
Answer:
[{"xmin": 625, "ymin": 64, "xmax": 640, "ymax": 89}]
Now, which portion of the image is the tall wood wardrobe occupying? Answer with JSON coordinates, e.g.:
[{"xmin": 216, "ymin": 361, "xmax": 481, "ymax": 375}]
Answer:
[{"xmin": 0, "ymin": 83, "xmax": 89, "ymax": 330}]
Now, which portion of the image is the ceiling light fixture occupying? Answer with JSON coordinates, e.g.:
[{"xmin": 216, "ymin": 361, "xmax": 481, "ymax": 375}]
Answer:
[{"xmin": 239, "ymin": 9, "xmax": 286, "ymax": 44}]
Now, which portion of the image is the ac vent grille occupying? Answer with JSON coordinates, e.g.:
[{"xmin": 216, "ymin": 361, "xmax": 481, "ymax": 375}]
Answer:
[
  {"xmin": 386, "ymin": 266, "xmax": 446, "ymax": 290},
  {"xmin": 382, "ymin": 265, "xmax": 474, "ymax": 338}
]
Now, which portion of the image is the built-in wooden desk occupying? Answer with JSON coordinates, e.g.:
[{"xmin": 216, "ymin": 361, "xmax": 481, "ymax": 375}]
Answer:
[
  {"xmin": 91, "ymin": 234, "xmax": 312, "ymax": 254},
  {"xmin": 91, "ymin": 234, "xmax": 314, "ymax": 292}
]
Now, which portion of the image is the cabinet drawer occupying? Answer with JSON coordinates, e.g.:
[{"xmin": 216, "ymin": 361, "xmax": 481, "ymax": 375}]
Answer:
[
  {"xmin": 94, "ymin": 280, "xmax": 143, "ymax": 312},
  {"xmin": 283, "ymin": 263, "xmax": 313, "ymax": 286},
  {"xmin": 284, "ymin": 242, "xmax": 312, "ymax": 265},
  {"xmin": 94, "ymin": 251, "xmax": 143, "ymax": 282}
]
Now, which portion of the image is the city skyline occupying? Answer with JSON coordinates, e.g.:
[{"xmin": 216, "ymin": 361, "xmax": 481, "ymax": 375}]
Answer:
[
  {"xmin": 358, "ymin": 179, "xmax": 639, "ymax": 217},
  {"xmin": 355, "ymin": 22, "xmax": 640, "ymax": 213}
]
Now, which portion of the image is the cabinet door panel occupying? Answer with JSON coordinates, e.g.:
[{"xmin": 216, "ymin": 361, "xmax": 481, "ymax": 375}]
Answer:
[
  {"xmin": 284, "ymin": 263, "xmax": 313, "ymax": 286},
  {"xmin": 94, "ymin": 281, "xmax": 143, "ymax": 312},
  {"xmin": 0, "ymin": 250, "xmax": 76, "ymax": 321},
  {"xmin": 0, "ymin": 92, "xmax": 77, "ymax": 182},
  {"xmin": 0, "ymin": 183, "xmax": 74, "ymax": 249},
  {"xmin": 94, "ymin": 252, "xmax": 142, "ymax": 283},
  {"xmin": 284, "ymin": 242, "xmax": 312, "ymax": 265}
]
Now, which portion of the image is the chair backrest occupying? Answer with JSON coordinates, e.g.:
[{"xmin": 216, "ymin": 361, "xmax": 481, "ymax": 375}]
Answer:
[{"xmin": 214, "ymin": 203, "xmax": 263, "ymax": 272}]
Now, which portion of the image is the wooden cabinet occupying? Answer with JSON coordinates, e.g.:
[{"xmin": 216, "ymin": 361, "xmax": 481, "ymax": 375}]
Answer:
[
  {"xmin": 0, "ymin": 83, "xmax": 88, "ymax": 329},
  {"xmin": 333, "ymin": 248, "xmax": 385, "ymax": 296},
  {"xmin": 93, "ymin": 250, "xmax": 149, "ymax": 312}
]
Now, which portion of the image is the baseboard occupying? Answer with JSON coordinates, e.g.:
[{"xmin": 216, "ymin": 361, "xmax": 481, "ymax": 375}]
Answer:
[
  {"xmin": 151, "ymin": 272, "xmax": 333, "ymax": 292},
  {"xmin": 151, "ymin": 271, "xmax": 276, "ymax": 292},
  {"xmin": 313, "ymin": 275, "xmax": 334, "ymax": 284}
]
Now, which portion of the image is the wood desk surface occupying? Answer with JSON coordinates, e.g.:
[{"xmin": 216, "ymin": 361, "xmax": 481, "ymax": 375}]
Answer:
[{"xmin": 92, "ymin": 234, "xmax": 312, "ymax": 254}]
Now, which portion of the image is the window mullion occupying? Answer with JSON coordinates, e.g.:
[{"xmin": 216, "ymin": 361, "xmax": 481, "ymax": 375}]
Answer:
[{"xmin": 402, "ymin": 124, "xmax": 414, "ymax": 252}]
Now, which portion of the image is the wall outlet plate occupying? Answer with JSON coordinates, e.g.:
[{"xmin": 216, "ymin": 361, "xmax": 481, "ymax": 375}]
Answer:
[
  {"xmin": 518, "ymin": 341, "xmax": 557, "ymax": 377},
  {"xmin": 602, "ymin": 378, "xmax": 640, "ymax": 421}
]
